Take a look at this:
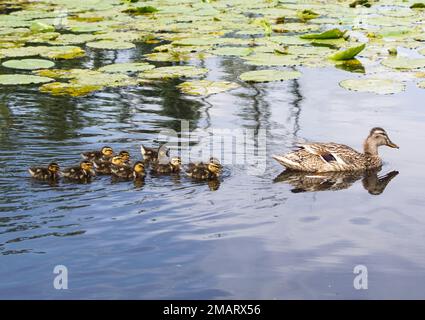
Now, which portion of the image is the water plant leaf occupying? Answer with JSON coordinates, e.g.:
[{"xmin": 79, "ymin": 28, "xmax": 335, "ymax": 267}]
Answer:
[
  {"xmin": 30, "ymin": 21, "xmax": 55, "ymax": 33},
  {"xmin": 339, "ymin": 78, "xmax": 405, "ymax": 95},
  {"xmin": 98, "ymin": 62, "xmax": 154, "ymax": 73},
  {"xmin": 410, "ymin": 3, "xmax": 425, "ymax": 9},
  {"xmin": 418, "ymin": 81, "xmax": 425, "ymax": 89},
  {"xmin": 381, "ymin": 57, "xmax": 425, "ymax": 70},
  {"xmin": 0, "ymin": 74, "xmax": 53, "ymax": 85},
  {"xmin": 123, "ymin": 6, "xmax": 159, "ymax": 15},
  {"xmin": 297, "ymin": 10, "xmax": 320, "ymax": 21},
  {"xmin": 209, "ymin": 47, "xmax": 253, "ymax": 57},
  {"xmin": 239, "ymin": 69, "xmax": 302, "ymax": 83},
  {"xmin": 177, "ymin": 80, "xmax": 239, "ymax": 96},
  {"xmin": 2, "ymin": 58, "xmax": 55, "ymax": 70},
  {"xmin": 243, "ymin": 53, "xmax": 300, "ymax": 66},
  {"xmin": 329, "ymin": 43, "xmax": 365, "ymax": 60},
  {"xmin": 86, "ymin": 40, "xmax": 136, "ymax": 50},
  {"xmin": 39, "ymin": 81, "xmax": 102, "ymax": 97},
  {"xmin": 139, "ymin": 66, "xmax": 209, "ymax": 80},
  {"xmin": 301, "ymin": 28, "xmax": 346, "ymax": 40}
]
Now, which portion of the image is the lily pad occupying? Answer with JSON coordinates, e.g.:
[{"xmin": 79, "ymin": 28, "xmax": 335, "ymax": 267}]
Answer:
[
  {"xmin": 329, "ymin": 43, "xmax": 366, "ymax": 60},
  {"xmin": 297, "ymin": 10, "xmax": 320, "ymax": 21},
  {"xmin": 39, "ymin": 82, "xmax": 102, "ymax": 97},
  {"xmin": 340, "ymin": 78, "xmax": 405, "ymax": 95},
  {"xmin": 2, "ymin": 58, "xmax": 55, "ymax": 70},
  {"xmin": 0, "ymin": 74, "xmax": 53, "ymax": 85},
  {"xmin": 381, "ymin": 57, "xmax": 425, "ymax": 70},
  {"xmin": 139, "ymin": 66, "xmax": 209, "ymax": 80},
  {"xmin": 301, "ymin": 28, "xmax": 346, "ymax": 39},
  {"xmin": 177, "ymin": 80, "xmax": 239, "ymax": 96},
  {"xmin": 86, "ymin": 40, "xmax": 136, "ymax": 50},
  {"xmin": 98, "ymin": 62, "xmax": 154, "ymax": 73},
  {"xmin": 243, "ymin": 53, "xmax": 300, "ymax": 66},
  {"xmin": 30, "ymin": 21, "xmax": 55, "ymax": 33},
  {"xmin": 209, "ymin": 47, "xmax": 253, "ymax": 57},
  {"xmin": 418, "ymin": 81, "xmax": 425, "ymax": 89},
  {"xmin": 239, "ymin": 69, "xmax": 302, "ymax": 83}
]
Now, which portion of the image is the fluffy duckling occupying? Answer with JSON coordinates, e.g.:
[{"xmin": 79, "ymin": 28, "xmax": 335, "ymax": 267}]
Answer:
[
  {"xmin": 62, "ymin": 161, "xmax": 95, "ymax": 181},
  {"xmin": 141, "ymin": 144, "xmax": 169, "ymax": 162},
  {"xmin": 81, "ymin": 146, "xmax": 114, "ymax": 163},
  {"xmin": 28, "ymin": 162, "xmax": 60, "ymax": 181},
  {"xmin": 187, "ymin": 157, "xmax": 219, "ymax": 171},
  {"xmin": 118, "ymin": 150, "xmax": 131, "ymax": 166},
  {"xmin": 186, "ymin": 158, "xmax": 222, "ymax": 180},
  {"xmin": 151, "ymin": 157, "xmax": 182, "ymax": 174},
  {"xmin": 93, "ymin": 155, "xmax": 125, "ymax": 175},
  {"xmin": 111, "ymin": 161, "xmax": 146, "ymax": 180}
]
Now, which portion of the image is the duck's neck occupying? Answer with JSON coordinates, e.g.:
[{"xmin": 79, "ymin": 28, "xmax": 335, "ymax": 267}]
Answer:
[{"xmin": 363, "ymin": 138, "xmax": 378, "ymax": 156}]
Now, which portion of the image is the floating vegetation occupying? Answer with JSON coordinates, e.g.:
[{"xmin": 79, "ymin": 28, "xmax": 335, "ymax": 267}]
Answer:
[
  {"xmin": 340, "ymin": 78, "xmax": 405, "ymax": 95},
  {"xmin": 2, "ymin": 58, "xmax": 54, "ymax": 70},
  {"xmin": 418, "ymin": 81, "xmax": 425, "ymax": 89},
  {"xmin": 329, "ymin": 44, "xmax": 366, "ymax": 61},
  {"xmin": 177, "ymin": 80, "xmax": 239, "ymax": 96},
  {"xmin": 139, "ymin": 66, "xmax": 209, "ymax": 80},
  {"xmin": 0, "ymin": 74, "xmax": 53, "ymax": 85},
  {"xmin": 239, "ymin": 70, "xmax": 302, "ymax": 83},
  {"xmin": 301, "ymin": 28, "xmax": 346, "ymax": 40},
  {"xmin": 0, "ymin": 0, "xmax": 423, "ymax": 96},
  {"xmin": 381, "ymin": 57, "xmax": 425, "ymax": 70},
  {"xmin": 86, "ymin": 40, "xmax": 136, "ymax": 50},
  {"xmin": 98, "ymin": 62, "xmax": 155, "ymax": 73}
]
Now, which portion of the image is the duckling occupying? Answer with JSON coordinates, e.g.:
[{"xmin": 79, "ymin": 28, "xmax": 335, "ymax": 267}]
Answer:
[
  {"xmin": 81, "ymin": 146, "xmax": 114, "ymax": 163},
  {"xmin": 28, "ymin": 162, "xmax": 60, "ymax": 181},
  {"xmin": 186, "ymin": 157, "xmax": 219, "ymax": 171},
  {"xmin": 93, "ymin": 155, "xmax": 124, "ymax": 175},
  {"xmin": 111, "ymin": 161, "xmax": 146, "ymax": 180},
  {"xmin": 118, "ymin": 150, "xmax": 131, "ymax": 166},
  {"xmin": 186, "ymin": 158, "xmax": 222, "ymax": 180},
  {"xmin": 151, "ymin": 157, "xmax": 182, "ymax": 174},
  {"xmin": 62, "ymin": 161, "xmax": 95, "ymax": 181},
  {"xmin": 273, "ymin": 127, "xmax": 399, "ymax": 172},
  {"xmin": 140, "ymin": 144, "xmax": 169, "ymax": 162}
]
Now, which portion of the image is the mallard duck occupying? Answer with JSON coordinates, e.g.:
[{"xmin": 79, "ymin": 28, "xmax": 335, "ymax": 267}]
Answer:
[
  {"xmin": 118, "ymin": 150, "xmax": 131, "ymax": 165},
  {"xmin": 140, "ymin": 144, "xmax": 169, "ymax": 162},
  {"xmin": 62, "ymin": 161, "xmax": 95, "ymax": 181},
  {"xmin": 28, "ymin": 162, "xmax": 60, "ymax": 181},
  {"xmin": 151, "ymin": 157, "xmax": 181, "ymax": 174},
  {"xmin": 186, "ymin": 158, "xmax": 222, "ymax": 180},
  {"xmin": 111, "ymin": 161, "xmax": 146, "ymax": 180},
  {"xmin": 273, "ymin": 127, "xmax": 399, "ymax": 172},
  {"xmin": 81, "ymin": 146, "xmax": 113, "ymax": 162},
  {"xmin": 93, "ymin": 155, "xmax": 124, "ymax": 175}
]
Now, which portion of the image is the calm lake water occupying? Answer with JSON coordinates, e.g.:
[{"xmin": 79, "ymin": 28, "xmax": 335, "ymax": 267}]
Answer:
[{"xmin": 1, "ymin": 43, "xmax": 425, "ymax": 299}]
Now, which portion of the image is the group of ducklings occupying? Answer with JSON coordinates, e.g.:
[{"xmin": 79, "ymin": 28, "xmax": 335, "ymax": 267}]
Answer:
[{"xmin": 28, "ymin": 145, "xmax": 222, "ymax": 183}]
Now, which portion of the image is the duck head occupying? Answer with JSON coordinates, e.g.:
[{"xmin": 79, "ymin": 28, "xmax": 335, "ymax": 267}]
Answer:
[{"xmin": 364, "ymin": 127, "xmax": 399, "ymax": 155}]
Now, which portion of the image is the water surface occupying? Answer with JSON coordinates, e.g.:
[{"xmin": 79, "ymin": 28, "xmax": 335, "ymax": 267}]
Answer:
[{"xmin": 1, "ymin": 44, "xmax": 425, "ymax": 299}]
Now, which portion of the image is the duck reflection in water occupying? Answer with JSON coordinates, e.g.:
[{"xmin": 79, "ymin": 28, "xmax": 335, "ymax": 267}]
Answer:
[{"xmin": 273, "ymin": 168, "xmax": 399, "ymax": 194}]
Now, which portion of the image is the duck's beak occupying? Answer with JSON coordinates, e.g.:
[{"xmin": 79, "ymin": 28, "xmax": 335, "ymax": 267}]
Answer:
[{"xmin": 386, "ymin": 139, "xmax": 399, "ymax": 149}]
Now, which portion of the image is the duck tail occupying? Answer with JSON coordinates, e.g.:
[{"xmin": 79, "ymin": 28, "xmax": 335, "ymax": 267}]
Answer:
[
  {"xmin": 272, "ymin": 155, "xmax": 303, "ymax": 171},
  {"xmin": 28, "ymin": 168, "xmax": 35, "ymax": 176}
]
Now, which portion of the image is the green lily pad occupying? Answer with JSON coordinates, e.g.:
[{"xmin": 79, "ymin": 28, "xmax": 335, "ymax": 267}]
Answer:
[
  {"xmin": 177, "ymin": 80, "xmax": 239, "ymax": 96},
  {"xmin": 329, "ymin": 43, "xmax": 366, "ymax": 60},
  {"xmin": 297, "ymin": 9, "xmax": 320, "ymax": 21},
  {"xmin": 239, "ymin": 69, "xmax": 302, "ymax": 83},
  {"xmin": 2, "ymin": 58, "xmax": 55, "ymax": 70},
  {"xmin": 39, "ymin": 81, "xmax": 102, "ymax": 97},
  {"xmin": 139, "ymin": 66, "xmax": 209, "ymax": 80},
  {"xmin": 418, "ymin": 81, "xmax": 425, "ymax": 89},
  {"xmin": 0, "ymin": 74, "xmax": 53, "ymax": 85},
  {"xmin": 382, "ymin": 57, "xmax": 425, "ymax": 70},
  {"xmin": 42, "ymin": 46, "xmax": 85, "ymax": 60},
  {"xmin": 98, "ymin": 62, "xmax": 154, "ymax": 73},
  {"xmin": 243, "ymin": 53, "xmax": 300, "ymax": 66},
  {"xmin": 340, "ymin": 78, "xmax": 405, "ymax": 95},
  {"xmin": 209, "ymin": 47, "xmax": 253, "ymax": 57},
  {"xmin": 301, "ymin": 28, "xmax": 346, "ymax": 39},
  {"xmin": 86, "ymin": 40, "xmax": 136, "ymax": 50},
  {"xmin": 30, "ymin": 21, "xmax": 55, "ymax": 33}
]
